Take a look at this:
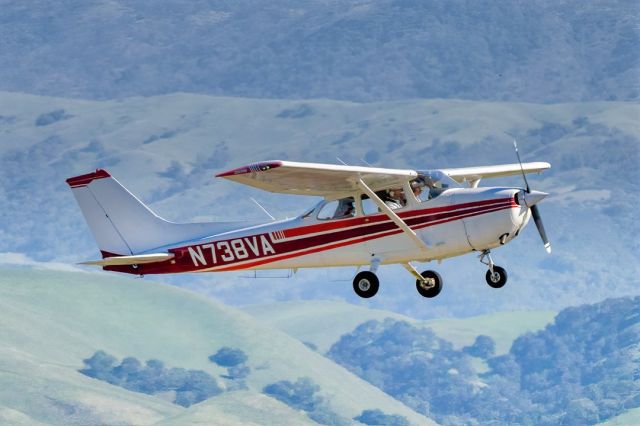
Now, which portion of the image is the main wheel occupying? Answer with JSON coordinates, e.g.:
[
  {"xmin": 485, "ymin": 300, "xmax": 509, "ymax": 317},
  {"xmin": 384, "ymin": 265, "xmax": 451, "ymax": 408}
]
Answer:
[
  {"xmin": 485, "ymin": 266, "xmax": 508, "ymax": 288},
  {"xmin": 416, "ymin": 270, "xmax": 442, "ymax": 298},
  {"xmin": 353, "ymin": 271, "xmax": 379, "ymax": 298}
]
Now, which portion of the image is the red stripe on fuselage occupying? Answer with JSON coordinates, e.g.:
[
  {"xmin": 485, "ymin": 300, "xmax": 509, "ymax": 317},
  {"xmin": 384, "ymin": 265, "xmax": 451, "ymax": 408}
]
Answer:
[
  {"xmin": 282, "ymin": 197, "xmax": 512, "ymax": 239},
  {"xmin": 213, "ymin": 202, "xmax": 516, "ymax": 271},
  {"xmin": 109, "ymin": 197, "xmax": 516, "ymax": 275}
]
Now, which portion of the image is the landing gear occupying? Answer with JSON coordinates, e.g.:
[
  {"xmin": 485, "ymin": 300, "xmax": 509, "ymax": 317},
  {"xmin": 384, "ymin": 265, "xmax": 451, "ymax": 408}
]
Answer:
[
  {"xmin": 479, "ymin": 250, "xmax": 508, "ymax": 288},
  {"xmin": 353, "ymin": 271, "xmax": 379, "ymax": 298},
  {"xmin": 415, "ymin": 270, "xmax": 443, "ymax": 298},
  {"xmin": 486, "ymin": 266, "xmax": 507, "ymax": 288},
  {"xmin": 402, "ymin": 263, "xmax": 443, "ymax": 298}
]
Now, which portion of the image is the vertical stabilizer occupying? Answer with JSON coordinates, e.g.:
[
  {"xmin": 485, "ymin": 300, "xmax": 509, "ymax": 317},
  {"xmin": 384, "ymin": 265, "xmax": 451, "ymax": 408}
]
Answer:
[{"xmin": 66, "ymin": 170, "xmax": 242, "ymax": 256}]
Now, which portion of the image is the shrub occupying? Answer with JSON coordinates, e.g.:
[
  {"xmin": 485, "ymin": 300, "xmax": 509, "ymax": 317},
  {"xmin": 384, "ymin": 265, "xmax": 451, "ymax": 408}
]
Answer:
[
  {"xmin": 463, "ymin": 335, "xmax": 495, "ymax": 359},
  {"xmin": 209, "ymin": 347, "xmax": 248, "ymax": 367},
  {"xmin": 354, "ymin": 409, "xmax": 410, "ymax": 426},
  {"xmin": 79, "ymin": 351, "xmax": 222, "ymax": 407},
  {"xmin": 79, "ymin": 350, "xmax": 117, "ymax": 381},
  {"xmin": 263, "ymin": 377, "xmax": 348, "ymax": 425}
]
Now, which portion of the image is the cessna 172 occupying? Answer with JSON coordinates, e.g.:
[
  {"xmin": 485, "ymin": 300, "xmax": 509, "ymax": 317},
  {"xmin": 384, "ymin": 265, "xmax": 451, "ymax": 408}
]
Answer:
[{"xmin": 67, "ymin": 151, "xmax": 551, "ymax": 298}]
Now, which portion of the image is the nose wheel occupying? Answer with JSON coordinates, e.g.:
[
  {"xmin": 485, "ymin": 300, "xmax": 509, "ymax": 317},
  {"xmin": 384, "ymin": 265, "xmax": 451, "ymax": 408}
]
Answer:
[
  {"xmin": 353, "ymin": 271, "xmax": 379, "ymax": 298},
  {"xmin": 486, "ymin": 266, "xmax": 507, "ymax": 288},
  {"xmin": 480, "ymin": 250, "xmax": 508, "ymax": 288}
]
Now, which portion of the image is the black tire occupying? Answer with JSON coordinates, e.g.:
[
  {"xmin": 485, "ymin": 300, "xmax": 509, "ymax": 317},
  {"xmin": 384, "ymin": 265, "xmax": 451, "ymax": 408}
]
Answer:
[
  {"xmin": 353, "ymin": 271, "xmax": 379, "ymax": 298},
  {"xmin": 486, "ymin": 266, "xmax": 508, "ymax": 288},
  {"xmin": 416, "ymin": 270, "xmax": 442, "ymax": 298}
]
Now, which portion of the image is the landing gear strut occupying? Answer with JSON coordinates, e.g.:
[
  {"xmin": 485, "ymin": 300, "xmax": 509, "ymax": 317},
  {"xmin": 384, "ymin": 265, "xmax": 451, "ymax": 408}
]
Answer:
[
  {"xmin": 403, "ymin": 263, "xmax": 443, "ymax": 298},
  {"xmin": 353, "ymin": 258, "xmax": 381, "ymax": 298},
  {"xmin": 479, "ymin": 250, "xmax": 508, "ymax": 288}
]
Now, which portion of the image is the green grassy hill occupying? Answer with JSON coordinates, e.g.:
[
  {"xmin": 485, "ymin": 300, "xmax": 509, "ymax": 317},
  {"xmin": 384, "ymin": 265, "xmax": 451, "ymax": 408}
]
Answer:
[
  {"xmin": 0, "ymin": 269, "xmax": 433, "ymax": 425},
  {"xmin": 598, "ymin": 408, "xmax": 640, "ymax": 426},
  {"xmin": 245, "ymin": 300, "xmax": 556, "ymax": 355}
]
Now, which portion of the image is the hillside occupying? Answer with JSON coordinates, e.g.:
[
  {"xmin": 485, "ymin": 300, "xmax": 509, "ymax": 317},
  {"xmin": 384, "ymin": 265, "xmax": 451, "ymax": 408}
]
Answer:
[
  {"xmin": 1, "ymin": 1, "xmax": 637, "ymax": 102},
  {"xmin": 0, "ymin": 92, "xmax": 638, "ymax": 318},
  {"xmin": 0, "ymin": 268, "xmax": 433, "ymax": 425},
  {"xmin": 244, "ymin": 300, "xmax": 555, "ymax": 355},
  {"xmin": 326, "ymin": 297, "xmax": 639, "ymax": 425},
  {"xmin": 598, "ymin": 408, "xmax": 640, "ymax": 426}
]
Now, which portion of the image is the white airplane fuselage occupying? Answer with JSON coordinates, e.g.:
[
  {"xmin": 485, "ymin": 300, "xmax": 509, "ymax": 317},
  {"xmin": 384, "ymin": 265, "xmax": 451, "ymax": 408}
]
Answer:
[{"xmin": 105, "ymin": 187, "xmax": 529, "ymax": 275}]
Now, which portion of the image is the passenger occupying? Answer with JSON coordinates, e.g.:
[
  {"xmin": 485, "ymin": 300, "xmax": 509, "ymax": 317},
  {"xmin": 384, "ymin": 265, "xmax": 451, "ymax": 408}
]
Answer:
[
  {"xmin": 377, "ymin": 189, "xmax": 403, "ymax": 210},
  {"xmin": 391, "ymin": 188, "xmax": 408, "ymax": 208}
]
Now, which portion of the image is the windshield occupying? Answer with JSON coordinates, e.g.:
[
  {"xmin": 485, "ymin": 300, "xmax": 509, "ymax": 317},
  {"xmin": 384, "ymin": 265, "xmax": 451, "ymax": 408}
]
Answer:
[{"xmin": 413, "ymin": 170, "xmax": 460, "ymax": 200}]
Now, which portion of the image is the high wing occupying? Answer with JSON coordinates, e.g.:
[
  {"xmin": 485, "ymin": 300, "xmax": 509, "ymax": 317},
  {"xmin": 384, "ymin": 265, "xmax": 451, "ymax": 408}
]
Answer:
[
  {"xmin": 440, "ymin": 162, "xmax": 550, "ymax": 187},
  {"xmin": 216, "ymin": 160, "xmax": 417, "ymax": 197}
]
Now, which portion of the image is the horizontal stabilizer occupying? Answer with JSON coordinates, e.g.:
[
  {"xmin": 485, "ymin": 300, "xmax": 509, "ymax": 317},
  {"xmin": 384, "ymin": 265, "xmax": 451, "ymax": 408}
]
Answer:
[{"xmin": 79, "ymin": 253, "xmax": 174, "ymax": 266}]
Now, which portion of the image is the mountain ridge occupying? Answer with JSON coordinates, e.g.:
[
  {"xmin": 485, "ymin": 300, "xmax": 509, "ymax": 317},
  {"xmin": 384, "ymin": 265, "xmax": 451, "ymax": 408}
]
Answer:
[{"xmin": 1, "ymin": 0, "xmax": 637, "ymax": 102}]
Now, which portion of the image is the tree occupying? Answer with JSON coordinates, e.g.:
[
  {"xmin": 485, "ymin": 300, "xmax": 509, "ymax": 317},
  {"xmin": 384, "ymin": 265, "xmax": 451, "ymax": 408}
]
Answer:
[
  {"xmin": 463, "ymin": 335, "xmax": 496, "ymax": 359},
  {"xmin": 354, "ymin": 409, "xmax": 410, "ymax": 426},
  {"xmin": 79, "ymin": 350, "xmax": 117, "ymax": 381},
  {"xmin": 78, "ymin": 351, "xmax": 222, "ymax": 407},
  {"xmin": 112, "ymin": 357, "xmax": 141, "ymax": 379},
  {"xmin": 263, "ymin": 377, "xmax": 323, "ymax": 412},
  {"xmin": 263, "ymin": 377, "xmax": 347, "ymax": 425},
  {"xmin": 209, "ymin": 347, "xmax": 248, "ymax": 367}
]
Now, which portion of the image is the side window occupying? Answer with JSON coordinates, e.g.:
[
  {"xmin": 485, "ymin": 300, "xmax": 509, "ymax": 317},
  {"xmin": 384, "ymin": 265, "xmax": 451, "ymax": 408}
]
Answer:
[
  {"xmin": 361, "ymin": 197, "xmax": 379, "ymax": 215},
  {"xmin": 317, "ymin": 201, "xmax": 339, "ymax": 220},
  {"xmin": 317, "ymin": 198, "xmax": 355, "ymax": 220}
]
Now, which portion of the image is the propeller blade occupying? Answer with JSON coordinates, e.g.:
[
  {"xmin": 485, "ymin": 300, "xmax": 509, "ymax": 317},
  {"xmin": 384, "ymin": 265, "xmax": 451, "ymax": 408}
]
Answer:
[
  {"xmin": 513, "ymin": 139, "xmax": 531, "ymax": 193},
  {"xmin": 530, "ymin": 205, "xmax": 551, "ymax": 253}
]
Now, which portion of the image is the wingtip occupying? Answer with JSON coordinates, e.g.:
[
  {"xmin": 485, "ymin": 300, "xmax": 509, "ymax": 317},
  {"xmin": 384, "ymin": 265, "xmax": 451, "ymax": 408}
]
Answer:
[
  {"xmin": 215, "ymin": 161, "xmax": 283, "ymax": 178},
  {"xmin": 545, "ymin": 243, "xmax": 552, "ymax": 254}
]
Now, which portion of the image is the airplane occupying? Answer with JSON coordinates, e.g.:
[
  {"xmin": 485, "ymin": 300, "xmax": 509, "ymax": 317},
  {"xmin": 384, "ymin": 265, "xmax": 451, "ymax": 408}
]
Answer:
[{"xmin": 66, "ymin": 151, "xmax": 551, "ymax": 298}]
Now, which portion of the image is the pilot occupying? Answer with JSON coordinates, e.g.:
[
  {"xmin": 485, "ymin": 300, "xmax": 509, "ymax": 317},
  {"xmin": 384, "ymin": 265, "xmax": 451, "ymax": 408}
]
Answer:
[
  {"xmin": 411, "ymin": 180, "xmax": 424, "ymax": 199},
  {"xmin": 333, "ymin": 198, "xmax": 355, "ymax": 218}
]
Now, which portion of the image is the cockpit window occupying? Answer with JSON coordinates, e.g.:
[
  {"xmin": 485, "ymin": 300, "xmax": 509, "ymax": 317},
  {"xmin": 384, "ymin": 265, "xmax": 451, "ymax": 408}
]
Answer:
[
  {"xmin": 361, "ymin": 195, "xmax": 379, "ymax": 215},
  {"xmin": 413, "ymin": 170, "xmax": 460, "ymax": 201},
  {"xmin": 317, "ymin": 197, "xmax": 355, "ymax": 220}
]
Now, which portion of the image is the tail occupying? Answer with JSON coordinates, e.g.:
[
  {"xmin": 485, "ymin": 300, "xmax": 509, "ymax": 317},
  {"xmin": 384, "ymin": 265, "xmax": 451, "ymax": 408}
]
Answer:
[{"xmin": 66, "ymin": 170, "xmax": 241, "ymax": 256}]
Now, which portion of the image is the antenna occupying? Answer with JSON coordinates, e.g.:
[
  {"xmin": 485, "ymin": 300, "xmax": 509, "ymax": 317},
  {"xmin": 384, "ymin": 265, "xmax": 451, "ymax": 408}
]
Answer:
[
  {"xmin": 249, "ymin": 197, "xmax": 275, "ymax": 221},
  {"xmin": 360, "ymin": 158, "xmax": 374, "ymax": 167},
  {"xmin": 336, "ymin": 157, "xmax": 348, "ymax": 166}
]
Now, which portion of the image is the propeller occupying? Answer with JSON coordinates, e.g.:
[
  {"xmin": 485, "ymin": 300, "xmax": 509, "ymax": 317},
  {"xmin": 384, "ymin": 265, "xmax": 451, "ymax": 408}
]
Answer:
[{"xmin": 514, "ymin": 140, "xmax": 551, "ymax": 254}]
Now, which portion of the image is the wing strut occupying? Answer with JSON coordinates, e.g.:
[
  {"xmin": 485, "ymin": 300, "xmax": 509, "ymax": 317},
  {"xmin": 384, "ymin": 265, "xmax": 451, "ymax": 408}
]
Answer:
[{"xmin": 356, "ymin": 178, "xmax": 429, "ymax": 253}]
